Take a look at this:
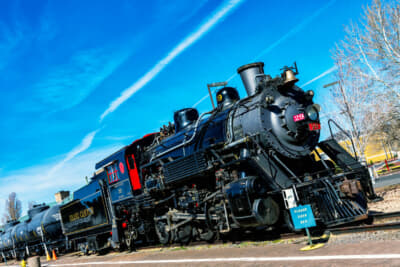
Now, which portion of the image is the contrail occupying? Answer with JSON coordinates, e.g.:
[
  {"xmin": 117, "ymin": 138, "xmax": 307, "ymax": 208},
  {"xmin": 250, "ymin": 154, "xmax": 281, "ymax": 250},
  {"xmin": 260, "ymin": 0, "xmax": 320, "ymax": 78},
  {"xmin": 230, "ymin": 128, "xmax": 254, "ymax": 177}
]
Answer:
[
  {"xmin": 193, "ymin": 0, "xmax": 336, "ymax": 107},
  {"xmin": 100, "ymin": 0, "xmax": 245, "ymax": 121},
  {"xmin": 46, "ymin": 129, "xmax": 99, "ymax": 177},
  {"xmin": 251, "ymin": 0, "xmax": 336, "ymax": 61},
  {"xmin": 45, "ymin": 0, "xmax": 244, "ymax": 178},
  {"xmin": 300, "ymin": 65, "xmax": 337, "ymax": 88}
]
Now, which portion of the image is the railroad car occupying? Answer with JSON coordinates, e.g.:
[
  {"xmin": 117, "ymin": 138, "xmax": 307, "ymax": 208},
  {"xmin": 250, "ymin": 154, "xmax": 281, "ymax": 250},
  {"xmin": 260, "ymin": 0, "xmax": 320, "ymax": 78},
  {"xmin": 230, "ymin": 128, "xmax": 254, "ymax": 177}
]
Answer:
[{"xmin": 0, "ymin": 204, "xmax": 64, "ymax": 261}]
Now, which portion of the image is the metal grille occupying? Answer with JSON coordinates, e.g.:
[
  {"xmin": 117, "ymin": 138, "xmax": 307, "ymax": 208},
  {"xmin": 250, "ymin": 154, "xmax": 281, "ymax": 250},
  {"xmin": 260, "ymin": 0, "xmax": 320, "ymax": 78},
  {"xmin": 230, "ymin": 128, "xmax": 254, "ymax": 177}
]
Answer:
[
  {"xmin": 314, "ymin": 181, "xmax": 367, "ymax": 226},
  {"xmin": 163, "ymin": 152, "xmax": 208, "ymax": 184}
]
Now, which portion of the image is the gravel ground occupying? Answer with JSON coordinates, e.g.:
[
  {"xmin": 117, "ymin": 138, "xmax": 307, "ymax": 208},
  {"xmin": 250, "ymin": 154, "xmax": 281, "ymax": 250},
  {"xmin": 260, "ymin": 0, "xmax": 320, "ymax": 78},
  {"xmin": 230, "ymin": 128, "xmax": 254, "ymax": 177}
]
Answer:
[
  {"xmin": 329, "ymin": 230, "xmax": 400, "ymax": 245},
  {"xmin": 369, "ymin": 186, "xmax": 400, "ymax": 212}
]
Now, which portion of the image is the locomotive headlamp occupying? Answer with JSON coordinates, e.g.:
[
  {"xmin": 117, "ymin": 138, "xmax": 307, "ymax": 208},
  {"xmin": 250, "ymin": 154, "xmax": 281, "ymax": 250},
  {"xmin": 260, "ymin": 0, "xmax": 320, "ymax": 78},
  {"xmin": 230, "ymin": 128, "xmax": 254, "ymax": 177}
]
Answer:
[{"xmin": 306, "ymin": 104, "xmax": 320, "ymax": 121}]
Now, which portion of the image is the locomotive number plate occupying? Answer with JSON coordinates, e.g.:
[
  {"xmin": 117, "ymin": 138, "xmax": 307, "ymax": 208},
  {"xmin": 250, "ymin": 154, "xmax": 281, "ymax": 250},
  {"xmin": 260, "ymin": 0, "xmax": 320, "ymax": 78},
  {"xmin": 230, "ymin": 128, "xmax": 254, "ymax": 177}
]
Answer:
[
  {"xmin": 293, "ymin": 113, "xmax": 305, "ymax": 122},
  {"xmin": 308, "ymin": 123, "xmax": 321, "ymax": 131}
]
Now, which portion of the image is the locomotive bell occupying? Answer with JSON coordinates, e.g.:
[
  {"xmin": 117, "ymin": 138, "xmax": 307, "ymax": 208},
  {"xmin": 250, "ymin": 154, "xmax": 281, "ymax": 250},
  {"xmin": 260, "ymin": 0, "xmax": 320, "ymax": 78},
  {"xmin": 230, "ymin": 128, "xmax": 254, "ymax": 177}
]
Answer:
[{"xmin": 283, "ymin": 69, "xmax": 299, "ymax": 85}]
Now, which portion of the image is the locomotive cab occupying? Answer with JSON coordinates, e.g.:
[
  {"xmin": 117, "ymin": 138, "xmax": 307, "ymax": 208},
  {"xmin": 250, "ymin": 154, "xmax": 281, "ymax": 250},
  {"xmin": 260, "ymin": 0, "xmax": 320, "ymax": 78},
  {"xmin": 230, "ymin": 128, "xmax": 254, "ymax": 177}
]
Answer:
[{"xmin": 95, "ymin": 133, "xmax": 158, "ymax": 201}]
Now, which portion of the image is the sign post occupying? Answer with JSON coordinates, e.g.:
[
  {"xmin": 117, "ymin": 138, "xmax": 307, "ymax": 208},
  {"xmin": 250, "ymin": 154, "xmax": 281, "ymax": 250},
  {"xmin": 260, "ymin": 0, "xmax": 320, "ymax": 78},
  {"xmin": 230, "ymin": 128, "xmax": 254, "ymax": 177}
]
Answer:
[{"xmin": 289, "ymin": 204, "xmax": 324, "ymax": 250}]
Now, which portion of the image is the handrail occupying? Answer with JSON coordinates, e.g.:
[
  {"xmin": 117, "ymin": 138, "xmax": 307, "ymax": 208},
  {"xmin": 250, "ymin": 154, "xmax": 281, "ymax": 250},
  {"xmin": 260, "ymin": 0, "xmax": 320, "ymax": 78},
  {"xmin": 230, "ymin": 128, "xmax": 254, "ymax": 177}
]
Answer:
[
  {"xmin": 151, "ymin": 110, "xmax": 214, "ymax": 160},
  {"xmin": 327, "ymin": 119, "xmax": 358, "ymax": 161}
]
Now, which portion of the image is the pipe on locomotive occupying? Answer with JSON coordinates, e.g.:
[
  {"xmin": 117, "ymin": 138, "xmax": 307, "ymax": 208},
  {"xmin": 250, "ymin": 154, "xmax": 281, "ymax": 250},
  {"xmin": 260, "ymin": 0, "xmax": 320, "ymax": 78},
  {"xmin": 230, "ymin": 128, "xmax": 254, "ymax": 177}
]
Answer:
[{"xmin": 151, "ymin": 110, "xmax": 214, "ymax": 160}]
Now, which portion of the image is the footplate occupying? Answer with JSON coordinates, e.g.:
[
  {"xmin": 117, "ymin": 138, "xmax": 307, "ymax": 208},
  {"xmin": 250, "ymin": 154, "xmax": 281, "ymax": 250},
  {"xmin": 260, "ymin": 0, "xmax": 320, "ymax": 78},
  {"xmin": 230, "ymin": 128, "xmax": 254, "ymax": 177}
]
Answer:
[{"xmin": 296, "ymin": 179, "xmax": 368, "ymax": 227}]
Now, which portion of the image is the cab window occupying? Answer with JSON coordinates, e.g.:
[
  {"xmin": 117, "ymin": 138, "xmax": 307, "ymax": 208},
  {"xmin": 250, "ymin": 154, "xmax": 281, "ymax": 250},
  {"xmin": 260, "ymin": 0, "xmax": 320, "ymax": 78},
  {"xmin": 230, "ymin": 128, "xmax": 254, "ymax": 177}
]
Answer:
[{"xmin": 106, "ymin": 162, "xmax": 120, "ymax": 184}]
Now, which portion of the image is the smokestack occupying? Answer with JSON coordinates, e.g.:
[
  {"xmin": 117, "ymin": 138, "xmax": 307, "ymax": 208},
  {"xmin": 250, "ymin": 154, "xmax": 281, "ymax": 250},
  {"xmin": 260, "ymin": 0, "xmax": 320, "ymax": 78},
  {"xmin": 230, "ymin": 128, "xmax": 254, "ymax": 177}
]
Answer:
[{"xmin": 237, "ymin": 62, "xmax": 264, "ymax": 96}]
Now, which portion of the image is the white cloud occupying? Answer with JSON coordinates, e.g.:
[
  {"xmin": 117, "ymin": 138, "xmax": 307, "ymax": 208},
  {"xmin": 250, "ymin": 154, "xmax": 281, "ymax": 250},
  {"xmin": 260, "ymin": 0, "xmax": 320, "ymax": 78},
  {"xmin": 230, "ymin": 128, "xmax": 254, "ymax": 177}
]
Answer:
[
  {"xmin": 300, "ymin": 65, "xmax": 337, "ymax": 88},
  {"xmin": 2, "ymin": 0, "xmax": 245, "ymax": 205},
  {"xmin": 34, "ymin": 48, "xmax": 130, "ymax": 111},
  {"xmin": 0, "ymin": 22, "xmax": 24, "ymax": 71},
  {"xmin": 100, "ymin": 0, "xmax": 244, "ymax": 121},
  {"xmin": 46, "ymin": 129, "xmax": 100, "ymax": 178},
  {"xmin": 0, "ymin": 145, "xmax": 120, "ymax": 216}
]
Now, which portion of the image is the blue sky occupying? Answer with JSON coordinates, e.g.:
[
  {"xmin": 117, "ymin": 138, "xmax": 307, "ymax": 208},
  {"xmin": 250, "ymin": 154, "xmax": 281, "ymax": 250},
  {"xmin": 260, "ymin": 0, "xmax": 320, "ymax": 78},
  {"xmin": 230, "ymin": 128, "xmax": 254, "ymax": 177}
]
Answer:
[{"xmin": 0, "ymin": 0, "xmax": 367, "ymax": 214}]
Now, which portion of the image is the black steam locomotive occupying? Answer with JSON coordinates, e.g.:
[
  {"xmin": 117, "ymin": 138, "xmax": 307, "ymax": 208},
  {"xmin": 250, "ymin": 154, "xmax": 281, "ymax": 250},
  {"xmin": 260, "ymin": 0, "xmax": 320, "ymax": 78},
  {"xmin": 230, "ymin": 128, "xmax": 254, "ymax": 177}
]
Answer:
[{"xmin": 0, "ymin": 62, "xmax": 377, "ymax": 258}]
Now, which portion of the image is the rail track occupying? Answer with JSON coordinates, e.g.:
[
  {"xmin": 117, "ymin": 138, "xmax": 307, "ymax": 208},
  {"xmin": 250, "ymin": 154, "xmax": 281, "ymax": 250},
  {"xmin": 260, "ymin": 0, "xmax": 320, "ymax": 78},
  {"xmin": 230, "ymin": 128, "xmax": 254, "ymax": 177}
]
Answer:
[
  {"xmin": 50, "ymin": 211, "xmax": 400, "ymax": 260},
  {"xmin": 327, "ymin": 210, "xmax": 400, "ymax": 235},
  {"xmin": 369, "ymin": 210, "xmax": 400, "ymax": 222},
  {"xmin": 73, "ymin": 211, "xmax": 400, "ymax": 256}
]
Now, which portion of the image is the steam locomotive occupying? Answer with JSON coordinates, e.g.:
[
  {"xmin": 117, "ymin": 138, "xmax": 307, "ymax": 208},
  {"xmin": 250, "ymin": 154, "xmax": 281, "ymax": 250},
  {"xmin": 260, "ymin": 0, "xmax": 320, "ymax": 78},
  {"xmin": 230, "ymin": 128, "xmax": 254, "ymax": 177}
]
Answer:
[{"xmin": 0, "ymin": 62, "xmax": 377, "ymax": 259}]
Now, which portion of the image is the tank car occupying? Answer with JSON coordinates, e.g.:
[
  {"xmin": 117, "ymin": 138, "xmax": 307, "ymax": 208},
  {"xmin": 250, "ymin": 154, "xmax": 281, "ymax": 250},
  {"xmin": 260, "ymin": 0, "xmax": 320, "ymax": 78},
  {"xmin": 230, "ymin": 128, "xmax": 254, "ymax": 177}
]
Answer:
[
  {"xmin": 0, "ymin": 204, "xmax": 64, "ymax": 260},
  {"xmin": 0, "ymin": 221, "xmax": 18, "ymax": 259}
]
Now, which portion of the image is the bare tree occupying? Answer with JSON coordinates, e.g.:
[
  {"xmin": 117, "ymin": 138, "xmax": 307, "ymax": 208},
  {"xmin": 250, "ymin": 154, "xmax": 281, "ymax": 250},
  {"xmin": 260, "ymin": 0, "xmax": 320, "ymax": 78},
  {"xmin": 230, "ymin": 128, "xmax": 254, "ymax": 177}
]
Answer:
[
  {"xmin": 340, "ymin": 0, "xmax": 400, "ymax": 100},
  {"xmin": 328, "ymin": 49, "xmax": 389, "ymax": 160},
  {"xmin": 379, "ymin": 104, "xmax": 400, "ymax": 150},
  {"xmin": 2, "ymin": 192, "xmax": 22, "ymax": 223},
  {"xmin": 328, "ymin": 0, "xmax": 400, "ymax": 161}
]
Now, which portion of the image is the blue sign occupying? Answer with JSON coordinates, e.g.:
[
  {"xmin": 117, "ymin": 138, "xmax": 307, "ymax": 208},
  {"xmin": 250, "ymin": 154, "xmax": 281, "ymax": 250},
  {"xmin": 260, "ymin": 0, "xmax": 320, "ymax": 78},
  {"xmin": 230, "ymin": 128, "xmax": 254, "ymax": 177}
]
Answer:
[{"xmin": 290, "ymin": 204, "xmax": 316, "ymax": 230}]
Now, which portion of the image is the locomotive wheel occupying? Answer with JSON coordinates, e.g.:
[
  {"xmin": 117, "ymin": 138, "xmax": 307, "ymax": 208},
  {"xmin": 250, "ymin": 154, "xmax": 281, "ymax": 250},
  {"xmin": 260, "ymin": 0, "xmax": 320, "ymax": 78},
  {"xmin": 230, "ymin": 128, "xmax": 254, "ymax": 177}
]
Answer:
[
  {"xmin": 177, "ymin": 224, "xmax": 192, "ymax": 245},
  {"xmin": 155, "ymin": 221, "xmax": 170, "ymax": 245},
  {"xmin": 283, "ymin": 210, "xmax": 303, "ymax": 234},
  {"xmin": 200, "ymin": 229, "xmax": 216, "ymax": 243},
  {"xmin": 203, "ymin": 204, "xmax": 218, "ymax": 243}
]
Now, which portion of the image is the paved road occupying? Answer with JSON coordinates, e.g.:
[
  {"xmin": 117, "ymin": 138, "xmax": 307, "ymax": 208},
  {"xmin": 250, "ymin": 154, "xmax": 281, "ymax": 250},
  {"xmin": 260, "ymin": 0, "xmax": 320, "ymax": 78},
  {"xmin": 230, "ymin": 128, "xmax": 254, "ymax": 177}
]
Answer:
[
  {"xmin": 374, "ymin": 172, "xmax": 400, "ymax": 188},
  {"xmin": 3, "ymin": 238, "xmax": 400, "ymax": 267}
]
